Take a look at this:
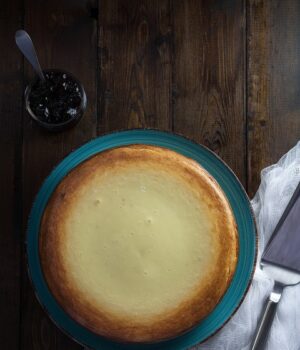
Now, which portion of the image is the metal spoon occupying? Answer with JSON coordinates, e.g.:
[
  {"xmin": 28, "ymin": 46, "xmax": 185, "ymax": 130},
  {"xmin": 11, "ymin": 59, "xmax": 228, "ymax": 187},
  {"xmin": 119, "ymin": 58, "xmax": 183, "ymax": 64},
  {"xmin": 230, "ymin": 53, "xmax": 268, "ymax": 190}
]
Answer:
[{"xmin": 15, "ymin": 30, "xmax": 45, "ymax": 82}]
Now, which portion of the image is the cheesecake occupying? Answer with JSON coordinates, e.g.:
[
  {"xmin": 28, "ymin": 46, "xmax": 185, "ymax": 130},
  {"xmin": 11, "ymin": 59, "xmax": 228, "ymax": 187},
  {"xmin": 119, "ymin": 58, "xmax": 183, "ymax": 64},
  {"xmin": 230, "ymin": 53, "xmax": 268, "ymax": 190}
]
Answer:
[{"xmin": 39, "ymin": 145, "xmax": 238, "ymax": 343}]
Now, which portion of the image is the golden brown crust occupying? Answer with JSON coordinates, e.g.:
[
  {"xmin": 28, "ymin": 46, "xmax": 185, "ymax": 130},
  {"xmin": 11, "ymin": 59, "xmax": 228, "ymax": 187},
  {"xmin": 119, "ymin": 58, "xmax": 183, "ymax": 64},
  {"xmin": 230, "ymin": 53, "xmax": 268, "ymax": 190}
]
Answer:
[{"xmin": 39, "ymin": 145, "xmax": 238, "ymax": 343}]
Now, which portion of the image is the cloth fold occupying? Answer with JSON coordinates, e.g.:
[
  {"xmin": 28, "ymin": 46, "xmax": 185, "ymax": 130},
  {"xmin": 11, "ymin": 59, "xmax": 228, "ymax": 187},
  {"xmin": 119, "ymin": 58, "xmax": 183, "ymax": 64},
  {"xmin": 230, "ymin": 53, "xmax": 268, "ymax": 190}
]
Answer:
[{"xmin": 194, "ymin": 141, "xmax": 300, "ymax": 350}]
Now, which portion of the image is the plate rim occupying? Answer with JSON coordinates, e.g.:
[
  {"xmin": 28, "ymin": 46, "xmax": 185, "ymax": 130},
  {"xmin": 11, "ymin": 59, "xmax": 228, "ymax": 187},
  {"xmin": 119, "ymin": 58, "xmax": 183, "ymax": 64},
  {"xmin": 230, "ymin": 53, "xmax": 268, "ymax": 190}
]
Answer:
[{"xmin": 26, "ymin": 128, "xmax": 258, "ymax": 350}]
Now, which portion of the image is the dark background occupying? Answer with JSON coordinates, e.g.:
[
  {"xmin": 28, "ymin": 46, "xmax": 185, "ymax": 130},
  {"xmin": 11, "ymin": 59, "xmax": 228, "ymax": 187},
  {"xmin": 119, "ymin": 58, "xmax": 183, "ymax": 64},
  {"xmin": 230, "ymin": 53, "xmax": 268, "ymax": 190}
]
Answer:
[{"xmin": 1, "ymin": 0, "xmax": 300, "ymax": 349}]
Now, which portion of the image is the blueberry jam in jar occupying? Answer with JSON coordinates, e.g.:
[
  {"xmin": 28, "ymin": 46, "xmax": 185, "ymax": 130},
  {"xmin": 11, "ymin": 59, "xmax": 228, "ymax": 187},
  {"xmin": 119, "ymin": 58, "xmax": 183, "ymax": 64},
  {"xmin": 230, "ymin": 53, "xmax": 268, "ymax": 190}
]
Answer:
[{"xmin": 26, "ymin": 70, "xmax": 86, "ymax": 131}]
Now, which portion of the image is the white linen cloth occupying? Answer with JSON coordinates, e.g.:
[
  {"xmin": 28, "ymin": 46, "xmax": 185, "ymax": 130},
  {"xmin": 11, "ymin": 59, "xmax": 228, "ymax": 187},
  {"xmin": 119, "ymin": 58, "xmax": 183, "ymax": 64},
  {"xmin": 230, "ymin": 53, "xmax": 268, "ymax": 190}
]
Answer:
[{"xmin": 194, "ymin": 141, "xmax": 300, "ymax": 350}]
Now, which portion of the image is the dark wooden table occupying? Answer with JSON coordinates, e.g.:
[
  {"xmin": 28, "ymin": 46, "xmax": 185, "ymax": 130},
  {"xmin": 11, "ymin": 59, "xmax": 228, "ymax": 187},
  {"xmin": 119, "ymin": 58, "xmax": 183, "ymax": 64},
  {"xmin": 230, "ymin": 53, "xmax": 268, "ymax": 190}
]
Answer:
[{"xmin": 1, "ymin": 0, "xmax": 300, "ymax": 349}]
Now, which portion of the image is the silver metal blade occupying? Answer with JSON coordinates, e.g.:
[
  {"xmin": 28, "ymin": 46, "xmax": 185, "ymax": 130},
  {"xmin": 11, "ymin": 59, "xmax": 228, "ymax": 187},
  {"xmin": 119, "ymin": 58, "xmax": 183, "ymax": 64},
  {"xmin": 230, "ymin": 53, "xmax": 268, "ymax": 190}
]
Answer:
[
  {"xmin": 261, "ymin": 262, "xmax": 300, "ymax": 286},
  {"xmin": 262, "ymin": 181, "xmax": 300, "ymax": 276}
]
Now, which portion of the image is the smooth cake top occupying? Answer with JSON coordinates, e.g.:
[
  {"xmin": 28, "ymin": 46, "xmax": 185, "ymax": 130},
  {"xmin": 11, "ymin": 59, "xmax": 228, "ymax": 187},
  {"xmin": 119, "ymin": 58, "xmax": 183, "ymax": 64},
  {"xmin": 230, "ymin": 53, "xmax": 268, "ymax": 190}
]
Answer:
[{"xmin": 39, "ymin": 145, "xmax": 238, "ymax": 343}]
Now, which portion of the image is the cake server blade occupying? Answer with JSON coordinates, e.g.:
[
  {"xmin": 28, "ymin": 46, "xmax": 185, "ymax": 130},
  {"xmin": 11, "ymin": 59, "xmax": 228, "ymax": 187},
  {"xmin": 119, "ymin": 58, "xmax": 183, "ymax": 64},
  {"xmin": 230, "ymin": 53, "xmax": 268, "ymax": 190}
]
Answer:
[{"xmin": 251, "ymin": 180, "xmax": 300, "ymax": 350}]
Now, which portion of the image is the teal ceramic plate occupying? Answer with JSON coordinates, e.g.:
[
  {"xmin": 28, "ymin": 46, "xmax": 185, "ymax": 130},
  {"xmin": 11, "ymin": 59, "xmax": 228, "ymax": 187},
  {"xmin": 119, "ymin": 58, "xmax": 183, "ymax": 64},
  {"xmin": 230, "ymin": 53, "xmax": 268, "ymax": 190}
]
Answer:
[{"xmin": 27, "ymin": 129, "xmax": 257, "ymax": 350}]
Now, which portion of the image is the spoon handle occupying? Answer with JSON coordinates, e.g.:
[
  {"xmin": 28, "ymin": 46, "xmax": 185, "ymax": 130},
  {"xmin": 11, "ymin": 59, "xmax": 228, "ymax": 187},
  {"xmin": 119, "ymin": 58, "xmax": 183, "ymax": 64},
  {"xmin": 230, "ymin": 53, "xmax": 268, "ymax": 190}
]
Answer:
[{"xmin": 15, "ymin": 30, "xmax": 45, "ymax": 81}]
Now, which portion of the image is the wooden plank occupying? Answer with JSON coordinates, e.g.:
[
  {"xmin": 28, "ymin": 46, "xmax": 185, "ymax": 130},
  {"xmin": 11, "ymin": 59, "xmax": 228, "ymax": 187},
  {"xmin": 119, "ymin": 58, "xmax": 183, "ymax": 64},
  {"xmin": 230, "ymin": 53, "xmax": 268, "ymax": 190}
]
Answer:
[
  {"xmin": 98, "ymin": 0, "xmax": 172, "ymax": 133},
  {"xmin": 20, "ymin": 0, "xmax": 97, "ymax": 348},
  {"xmin": 247, "ymin": 0, "xmax": 300, "ymax": 196},
  {"xmin": 173, "ymin": 0, "xmax": 246, "ymax": 186},
  {"xmin": 0, "ymin": 0, "xmax": 22, "ymax": 348}
]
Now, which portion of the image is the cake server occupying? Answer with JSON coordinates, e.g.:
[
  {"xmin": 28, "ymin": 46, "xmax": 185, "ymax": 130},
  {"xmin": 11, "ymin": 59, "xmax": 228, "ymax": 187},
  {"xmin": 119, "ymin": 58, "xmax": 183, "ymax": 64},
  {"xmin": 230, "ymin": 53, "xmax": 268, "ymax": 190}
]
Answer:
[{"xmin": 251, "ymin": 180, "xmax": 300, "ymax": 350}]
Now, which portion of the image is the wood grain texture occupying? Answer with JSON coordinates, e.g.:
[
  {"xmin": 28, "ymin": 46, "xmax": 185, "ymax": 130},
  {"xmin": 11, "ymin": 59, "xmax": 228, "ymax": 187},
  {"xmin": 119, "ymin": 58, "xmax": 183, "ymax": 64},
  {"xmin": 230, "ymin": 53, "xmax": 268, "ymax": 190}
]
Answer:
[
  {"xmin": 247, "ymin": 0, "xmax": 300, "ymax": 196},
  {"xmin": 173, "ymin": 0, "xmax": 246, "ymax": 185},
  {"xmin": 20, "ymin": 0, "xmax": 97, "ymax": 348},
  {"xmin": 0, "ymin": 0, "xmax": 22, "ymax": 348},
  {"xmin": 1, "ymin": 0, "xmax": 300, "ymax": 348},
  {"xmin": 98, "ymin": 0, "xmax": 172, "ymax": 133}
]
